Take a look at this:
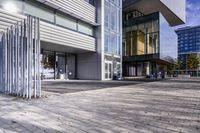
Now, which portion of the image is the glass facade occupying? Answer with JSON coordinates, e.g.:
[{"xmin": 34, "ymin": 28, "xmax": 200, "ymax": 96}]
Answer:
[
  {"xmin": 104, "ymin": 0, "xmax": 121, "ymax": 55},
  {"xmin": 123, "ymin": 13, "xmax": 159, "ymax": 57},
  {"xmin": 176, "ymin": 26, "xmax": 200, "ymax": 54},
  {"xmin": 123, "ymin": 12, "xmax": 177, "ymax": 61},
  {"xmin": 123, "ymin": 12, "xmax": 177, "ymax": 77},
  {"xmin": 56, "ymin": 13, "xmax": 77, "ymax": 31},
  {"xmin": 24, "ymin": 1, "xmax": 55, "ymax": 23},
  {"xmin": 41, "ymin": 50, "xmax": 76, "ymax": 80},
  {"xmin": 78, "ymin": 21, "xmax": 94, "ymax": 36},
  {"xmin": 159, "ymin": 13, "xmax": 178, "ymax": 62}
]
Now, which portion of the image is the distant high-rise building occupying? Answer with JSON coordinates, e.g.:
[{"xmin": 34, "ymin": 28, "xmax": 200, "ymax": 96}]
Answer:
[{"xmin": 176, "ymin": 26, "xmax": 200, "ymax": 76}]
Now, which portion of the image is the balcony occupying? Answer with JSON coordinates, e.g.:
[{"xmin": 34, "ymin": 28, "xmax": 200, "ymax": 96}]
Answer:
[
  {"xmin": 36, "ymin": 0, "xmax": 97, "ymax": 25},
  {"xmin": 40, "ymin": 21, "xmax": 96, "ymax": 52}
]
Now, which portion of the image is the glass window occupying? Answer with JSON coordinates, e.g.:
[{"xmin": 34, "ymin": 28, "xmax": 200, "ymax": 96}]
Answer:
[
  {"xmin": 152, "ymin": 20, "xmax": 159, "ymax": 32},
  {"xmin": 110, "ymin": 33, "xmax": 117, "ymax": 54},
  {"xmin": 56, "ymin": 13, "xmax": 77, "ymax": 30},
  {"xmin": 41, "ymin": 51, "xmax": 55, "ymax": 80},
  {"xmin": 145, "ymin": 22, "xmax": 152, "ymax": 33},
  {"xmin": 137, "ymin": 30, "xmax": 145, "ymax": 55},
  {"xmin": 24, "ymin": 1, "xmax": 54, "ymax": 23},
  {"xmin": 105, "ymin": 32, "xmax": 110, "ymax": 52},
  {"xmin": 78, "ymin": 21, "xmax": 94, "ymax": 36},
  {"xmin": 159, "ymin": 13, "xmax": 177, "ymax": 61},
  {"xmin": 105, "ymin": 5, "xmax": 110, "ymax": 29},
  {"xmin": 104, "ymin": 0, "xmax": 121, "ymax": 55},
  {"xmin": 123, "ymin": 14, "xmax": 160, "ymax": 56},
  {"xmin": 138, "ymin": 24, "xmax": 145, "ymax": 34},
  {"xmin": 110, "ymin": 5, "xmax": 117, "ymax": 31}
]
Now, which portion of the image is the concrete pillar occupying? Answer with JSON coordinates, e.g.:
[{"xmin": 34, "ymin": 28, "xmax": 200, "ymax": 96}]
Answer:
[{"xmin": 146, "ymin": 62, "xmax": 150, "ymax": 75}]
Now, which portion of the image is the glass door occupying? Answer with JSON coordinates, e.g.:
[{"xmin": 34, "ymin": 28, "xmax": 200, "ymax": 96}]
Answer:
[
  {"xmin": 105, "ymin": 61, "xmax": 113, "ymax": 80},
  {"xmin": 56, "ymin": 53, "xmax": 66, "ymax": 79},
  {"xmin": 41, "ymin": 51, "xmax": 55, "ymax": 80}
]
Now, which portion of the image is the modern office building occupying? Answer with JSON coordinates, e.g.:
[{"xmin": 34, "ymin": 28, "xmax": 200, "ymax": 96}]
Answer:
[
  {"xmin": 176, "ymin": 26, "xmax": 200, "ymax": 75},
  {"xmin": 0, "ymin": 0, "xmax": 122, "ymax": 98},
  {"xmin": 122, "ymin": 0, "xmax": 185, "ymax": 78}
]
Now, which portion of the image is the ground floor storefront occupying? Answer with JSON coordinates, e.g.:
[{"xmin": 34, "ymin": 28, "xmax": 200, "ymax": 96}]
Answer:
[
  {"xmin": 40, "ymin": 46, "xmax": 122, "ymax": 81},
  {"xmin": 104, "ymin": 55, "xmax": 121, "ymax": 80},
  {"xmin": 123, "ymin": 61, "xmax": 167, "ymax": 78},
  {"xmin": 41, "ymin": 50, "xmax": 77, "ymax": 80}
]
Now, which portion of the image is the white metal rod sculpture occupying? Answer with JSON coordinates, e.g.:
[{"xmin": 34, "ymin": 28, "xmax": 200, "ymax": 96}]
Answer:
[{"xmin": 0, "ymin": 16, "xmax": 41, "ymax": 99}]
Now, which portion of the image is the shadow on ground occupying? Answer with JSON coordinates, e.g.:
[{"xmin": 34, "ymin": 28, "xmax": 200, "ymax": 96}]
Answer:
[
  {"xmin": 42, "ymin": 78, "xmax": 200, "ymax": 94},
  {"xmin": 42, "ymin": 79, "xmax": 161, "ymax": 94}
]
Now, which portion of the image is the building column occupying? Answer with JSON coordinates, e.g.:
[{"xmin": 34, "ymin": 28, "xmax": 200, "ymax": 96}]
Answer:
[
  {"xmin": 135, "ymin": 62, "xmax": 138, "ymax": 76},
  {"xmin": 155, "ymin": 63, "xmax": 158, "ymax": 79},
  {"xmin": 146, "ymin": 62, "xmax": 150, "ymax": 75}
]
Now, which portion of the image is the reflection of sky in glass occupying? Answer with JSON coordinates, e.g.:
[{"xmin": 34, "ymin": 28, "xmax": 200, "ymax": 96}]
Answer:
[
  {"xmin": 159, "ymin": 13, "xmax": 177, "ymax": 60},
  {"xmin": 174, "ymin": 0, "xmax": 200, "ymax": 29}
]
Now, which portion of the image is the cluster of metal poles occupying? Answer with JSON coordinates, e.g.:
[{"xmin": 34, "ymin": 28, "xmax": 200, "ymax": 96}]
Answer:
[{"xmin": 0, "ymin": 16, "xmax": 41, "ymax": 99}]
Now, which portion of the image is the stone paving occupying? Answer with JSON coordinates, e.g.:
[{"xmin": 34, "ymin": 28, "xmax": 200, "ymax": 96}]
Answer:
[{"xmin": 0, "ymin": 78, "xmax": 200, "ymax": 133}]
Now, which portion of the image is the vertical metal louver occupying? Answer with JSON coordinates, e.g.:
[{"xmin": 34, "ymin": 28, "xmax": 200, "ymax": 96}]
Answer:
[{"xmin": 0, "ymin": 16, "xmax": 41, "ymax": 99}]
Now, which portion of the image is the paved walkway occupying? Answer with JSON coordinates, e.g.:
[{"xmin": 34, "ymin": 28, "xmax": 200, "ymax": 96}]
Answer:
[{"xmin": 0, "ymin": 78, "xmax": 200, "ymax": 133}]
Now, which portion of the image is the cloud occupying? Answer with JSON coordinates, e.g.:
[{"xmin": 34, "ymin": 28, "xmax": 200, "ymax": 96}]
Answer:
[{"xmin": 185, "ymin": 0, "xmax": 200, "ymax": 26}]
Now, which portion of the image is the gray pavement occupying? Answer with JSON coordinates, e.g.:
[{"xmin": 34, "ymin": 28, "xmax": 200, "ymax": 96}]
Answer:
[{"xmin": 0, "ymin": 78, "xmax": 200, "ymax": 133}]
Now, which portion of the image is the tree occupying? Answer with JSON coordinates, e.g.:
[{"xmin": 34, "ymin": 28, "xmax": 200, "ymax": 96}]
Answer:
[
  {"xmin": 167, "ymin": 64, "xmax": 174, "ymax": 75},
  {"xmin": 187, "ymin": 54, "xmax": 200, "ymax": 70},
  {"xmin": 175, "ymin": 61, "xmax": 181, "ymax": 70}
]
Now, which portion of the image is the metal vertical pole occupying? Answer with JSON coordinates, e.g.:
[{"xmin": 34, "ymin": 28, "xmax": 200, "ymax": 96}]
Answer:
[
  {"xmin": 21, "ymin": 20, "xmax": 25, "ymax": 97},
  {"xmin": 0, "ymin": 33, "xmax": 2, "ymax": 92},
  {"xmin": 38, "ymin": 18, "xmax": 41, "ymax": 97},
  {"xmin": 23, "ymin": 19, "xmax": 27, "ymax": 98},
  {"xmin": 26, "ymin": 17, "xmax": 29, "ymax": 99},
  {"xmin": 34, "ymin": 17, "xmax": 37, "ymax": 98},
  {"xmin": 29, "ymin": 16, "xmax": 33, "ymax": 99},
  {"xmin": 16, "ymin": 22, "xmax": 20, "ymax": 95},
  {"xmin": 11, "ymin": 26, "xmax": 14, "ymax": 94},
  {"xmin": 8, "ymin": 29, "xmax": 11, "ymax": 93},
  {"xmin": 5, "ymin": 32, "xmax": 8, "ymax": 93}
]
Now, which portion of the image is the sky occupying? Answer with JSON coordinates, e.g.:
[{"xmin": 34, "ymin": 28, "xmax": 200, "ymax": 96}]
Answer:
[{"xmin": 178, "ymin": 0, "xmax": 200, "ymax": 27}]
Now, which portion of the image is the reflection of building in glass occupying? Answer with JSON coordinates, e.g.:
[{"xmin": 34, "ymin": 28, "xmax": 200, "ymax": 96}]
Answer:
[
  {"xmin": 122, "ymin": 0, "xmax": 185, "ymax": 78},
  {"xmin": 176, "ymin": 26, "xmax": 200, "ymax": 76}
]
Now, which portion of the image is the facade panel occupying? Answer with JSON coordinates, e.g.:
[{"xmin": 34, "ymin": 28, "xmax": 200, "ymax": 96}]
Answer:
[
  {"xmin": 123, "ymin": 4, "xmax": 183, "ymax": 78},
  {"xmin": 123, "ymin": 0, "xmax": 185, "ymax": 26},
  {"xmin": 159, "ymin": 13, "xmax": 178, "ymax": 63},
  {"xmin": 36, "ymin": 0, "xmax": 96, "ymax": 24},
  {"xmin": 40, "ymin": 21, "xmax": 96, "ymax": 52},
  {"xmin": 103, "ymin": 0, "xmax": 122, "ymax": 80},
  {"xmin": 104, "ymin": 0, "xmax": 122, "ymax": 55},
  {"xmin": 160, "ymin": 0, "xmax": 186, "ymax": 23}
]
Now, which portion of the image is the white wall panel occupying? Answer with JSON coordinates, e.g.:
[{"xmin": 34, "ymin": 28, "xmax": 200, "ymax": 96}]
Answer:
[
  {"xmin": 37, "ymin": 0, "xmax": 96, "ymax": 24},
  {"xmin": 40, "ymin": 21, "xmax": 96, "ymax": 52},
  {"xmin": 0, "ymin": 9, "xmax": 26, "ymax": 31}
]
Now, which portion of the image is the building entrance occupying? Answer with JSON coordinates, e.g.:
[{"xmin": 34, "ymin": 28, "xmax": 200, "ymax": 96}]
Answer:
[
  {"xmin": 105, "ymin": 61, "xmax": 113, "ymax": 80},
  {"xmin": 56, "ymin": 53, "xmax": 66, "ymax": 79},
  {"xmin": 41, "ymin": 50, "xmax": 76, "ymax": 80}
]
